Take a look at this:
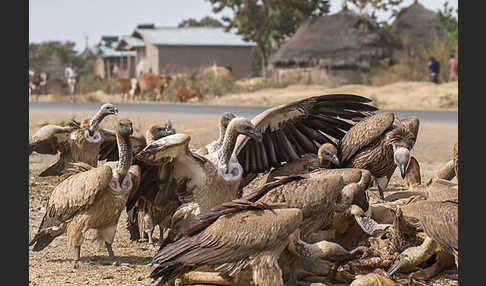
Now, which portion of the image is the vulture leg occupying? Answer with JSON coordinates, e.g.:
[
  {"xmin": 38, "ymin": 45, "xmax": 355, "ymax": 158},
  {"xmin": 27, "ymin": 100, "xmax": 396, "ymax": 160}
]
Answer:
[
  {"xmin": 376, "ymin": 176, "xmax": 388, "ymax": 200},
  {"xmin": 105, "ymin": 242, "xmax": 115, "ymax": 258},
  {"xmin": 126, "ymin": 207, "xmax": 140, "ymax": 241},
  {"xmin": 73, "ymin": 246, "xmax": 81, "ymax": 261},
  {"xmin": 409, "ymin": 250, "xmax": 455, "ymax": 281}
]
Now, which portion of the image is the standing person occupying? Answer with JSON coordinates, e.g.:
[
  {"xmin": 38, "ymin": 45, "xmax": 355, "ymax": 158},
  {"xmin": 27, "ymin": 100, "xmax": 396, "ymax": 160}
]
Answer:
[
  {"xmin": 428, "ymin": 56, "xmax": 440, "ymax": 84},
  {"xmin": 448, "ymin": 54, "xmax": 458, "ymax": 81},
  {"xmin": 65, "ymin": 63, "xmax": 77, "ymax": 103}
]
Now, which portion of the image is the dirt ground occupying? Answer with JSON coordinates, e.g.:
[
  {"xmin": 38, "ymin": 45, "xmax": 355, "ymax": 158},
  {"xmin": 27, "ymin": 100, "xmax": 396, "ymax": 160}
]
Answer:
[
  {"xmin": 31, "ymin": 81, "xmax": 458, "ymax": 111},
  {"xmin": 28, "ymin": 111, "xmax": 458, "ymax": 286}
]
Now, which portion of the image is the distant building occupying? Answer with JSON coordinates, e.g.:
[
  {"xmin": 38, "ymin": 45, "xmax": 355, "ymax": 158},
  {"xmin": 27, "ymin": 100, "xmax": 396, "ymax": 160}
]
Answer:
[
  {"xmin": 270, "ymin": 9, "xmax": 393, "ymax": 86},
  {"xmin": 116, "ymin": 25, "xmax": 256, "ymax": 78},
  {"xmin": 88, "ymin": 36, "xmax": 136, "ymax": 79},
  {"xmin": 390, "ymin": 2, "xmax": 446, "ymax": 54}
]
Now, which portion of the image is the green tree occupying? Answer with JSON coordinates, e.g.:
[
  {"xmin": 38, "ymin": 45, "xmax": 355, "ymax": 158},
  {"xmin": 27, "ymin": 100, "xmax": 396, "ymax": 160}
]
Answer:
[
  {"xmin": 29, "ymin": 41, "xmax": 91, "ymax": 76},
  {"xmin": 437, "ymin": 1, "xmax": 458, "ymax": 55},
  {"xmin": 346, "ymin": 0, "xmax": 404, "ymax": 20},
  {"xmin": 206, "ymin": 0, "xmax": 330, "ymax": 77},
  {"xmin": 178, "ymin": 16, "xmax": 224, "ymax": 27}
]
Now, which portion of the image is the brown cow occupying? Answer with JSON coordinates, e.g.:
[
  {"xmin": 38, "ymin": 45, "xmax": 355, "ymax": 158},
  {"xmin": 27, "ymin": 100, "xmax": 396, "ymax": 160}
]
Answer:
[
  {"xmin": 175, "ymin": 86, "xmax": 203, "ymax": 102},
  {"xmin": 118, "ymin": 77, "xmax": 139, "ymax": 102},
  {"xmin": 137, "ymin": 73, "xmax": 172, "ymax": 101},
  {"xmin": 29, "ymin": 70, "xmax": 47, "ymax": 101}
]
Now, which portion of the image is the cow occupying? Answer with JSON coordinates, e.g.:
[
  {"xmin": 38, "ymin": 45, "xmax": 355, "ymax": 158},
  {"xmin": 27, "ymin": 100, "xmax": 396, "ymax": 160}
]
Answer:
[
  {"xmin": 175, "ymin": 86, "xmax": 203, "ymax": 103},
  {"xmin": 29, "ymin": 70, "xmax": 47, "ymax": 101},
  {"xmin": 137, "ymin": 73, "xmax": 172, "ymax": 101},
  {"xmin": 118, "ymin": 77, "xmax": 139, "ymax": 102}
]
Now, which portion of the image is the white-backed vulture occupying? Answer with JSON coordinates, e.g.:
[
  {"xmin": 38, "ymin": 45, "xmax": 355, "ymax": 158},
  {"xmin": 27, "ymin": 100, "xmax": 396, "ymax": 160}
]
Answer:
[
  {"xmin": 34, "ymin": 103, "xmax": 119, "ymax": 177},
  {"xmin": 387, "ymin": 198, "xmax": 458, "ymax": 276},
  {"xmin": 131, "ymin": 94, "xmax": 377, "ymax": 242},
  {"xmin": 29, "ymin": 120, "xmax": 80, "ymax": 155},
  {"xmin": 99, "ymin": 120, "xmax": 176, "ymax": 162},
  {"xmin": 195, "ymin": 112, "xmax": 236, "ymax": 155},
  {"xmin": 29, "ymin": 119, "xmax": 141, "ymax": 262},
  {"xmin": 337, "ymin": 112, "xmax": 418, "ymax": 199},
  {"xmin": 425, "ymin": 142, "xmax": 458, "ymax": 185},
  {"xmin": 149, "ymin": 199, "xmax": 361, "ymax": 286}
]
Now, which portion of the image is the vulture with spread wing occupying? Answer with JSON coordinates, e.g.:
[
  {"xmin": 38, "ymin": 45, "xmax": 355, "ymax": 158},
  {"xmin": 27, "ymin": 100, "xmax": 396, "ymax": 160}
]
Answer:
[
  {"xmin": 30, "ymin": 103, "xmax": 119, "ymax": 177},
  {"xmin": 132, "ymin": 94, "xmax": 377, "ymax": 244}
]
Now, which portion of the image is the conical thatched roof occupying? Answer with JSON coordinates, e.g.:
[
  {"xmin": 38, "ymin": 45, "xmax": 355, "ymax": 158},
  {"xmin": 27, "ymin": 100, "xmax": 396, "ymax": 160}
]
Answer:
[
  {"xmin": 390, "ymin": 2, "xmax": 445, "ymax": 50},
  {"xmin": 270, "ymin": 10, "xmax": 392, "ymax": 69}
]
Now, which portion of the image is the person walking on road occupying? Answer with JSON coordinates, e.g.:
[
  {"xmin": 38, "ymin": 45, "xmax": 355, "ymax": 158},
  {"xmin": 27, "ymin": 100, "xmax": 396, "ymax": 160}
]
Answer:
[
  {"xmin": 448, "ymin": 54, "xmax": 458, "ymax": 81},
  {"xmin": 65, "ymin": 63, "xmax": 77, "ymax": 103},
  {"xmin": 428, "ymin": 56, "xmax": 440, "ymax": 84}
]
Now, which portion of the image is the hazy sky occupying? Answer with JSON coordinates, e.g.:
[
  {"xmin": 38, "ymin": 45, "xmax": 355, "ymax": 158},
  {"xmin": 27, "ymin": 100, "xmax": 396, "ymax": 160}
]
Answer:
[{"xmin": 29, "ymin": 0, "xmax": 458, "ymax": 52}]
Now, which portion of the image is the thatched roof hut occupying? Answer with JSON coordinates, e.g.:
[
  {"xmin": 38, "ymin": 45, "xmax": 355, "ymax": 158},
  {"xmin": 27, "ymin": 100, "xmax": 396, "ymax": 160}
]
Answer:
[
  {"xmin": 390, "ymin": 2, "xmax": 446, "ymax": 51},
  {"xmin": 269, "ymin": 9, "xmax": 392, "ymax": 85}
]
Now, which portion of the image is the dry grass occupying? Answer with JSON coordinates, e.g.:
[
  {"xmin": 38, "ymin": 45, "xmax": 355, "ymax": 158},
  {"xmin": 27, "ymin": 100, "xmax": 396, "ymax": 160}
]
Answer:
[
  {"xmin": 206, "ymin": 81, "xmax": 458, "ymax": 110},
  {"xmin": 31, "ymin": 80, "xmax": 458, "ymax": 111},
  {"xmin": 28, "ymin": 111, "xmax": 458, "ymax": 286}
]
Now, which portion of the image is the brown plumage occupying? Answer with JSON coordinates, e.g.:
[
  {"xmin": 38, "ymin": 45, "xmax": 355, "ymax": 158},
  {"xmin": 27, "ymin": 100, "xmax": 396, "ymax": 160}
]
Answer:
[
  {"xmin": 453, "ymin": 142, "xmax": 458, "ymax": 178},
  {"xmin": 29, "ymin": 119, "xmax": 141, "ymax": 262},
  {"xmin": 403, "ymin": 156, "xmax": 421, "ymax": 187},
  {"xmin": 387, "ymin": 199, "xmax": 458, "ymax": 276},
  {"xmin": 99, "ymin": 120, "xmax": 176, "ymax": 162},
  {"xmin": 118, "ymin": 121, "xmax": 177, "ymax": 242},
  {"xmin": 415, "ymin": 199, "xmax": 458, "ymax": 260},
  {"xmin": 337, "ymin": 112, "xmax": 417, "ymax": 198},
  {"xmin": 350, "ymin": 273, "xmax": 398, "ymax": 286},
  {"xmin": 244, "ymin": 171, "xmax": 371, "ymax": 241},
  {"xmin": 35, "ymin": 103, "xmax": 119, "ymax": 177},
  {"xmin": 29, "ymin": 120, "xmax": 80, "ymax": 155},
  {"xmin": 149, "ymin": 200, "xmax": 304, "ymax": 285}
]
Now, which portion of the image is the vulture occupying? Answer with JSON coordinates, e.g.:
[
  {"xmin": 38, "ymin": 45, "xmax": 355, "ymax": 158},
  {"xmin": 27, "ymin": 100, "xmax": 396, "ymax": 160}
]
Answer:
[
  {"xmin": 29, "ymin": 119, "xmax": 141, "ymax": 262},
  {"xmin": 99, "ymin": 120, "xmax": 176, "ymax": 162},
  {"xmin": 132, "ymin": 94, "xmax": 377, "ymax": 242},
  {"xmin": 29, "ymin": 120, "xmax": 80, "ymax": 156},
  {"xmin": 337, "ymin": 112, "xmax": 418, "ymax": 199},
  {"xmin": 195, "ymin": 112, "xmax": 236, "ymax": 155},
  {"xmin": 30, "ymin": 103, "xmax": 119, "ymax": 177},
  {"xmin": 149, "ymin": 199, "xmax": 364, "ymax": 286},
  {"xmin": 387, "ymin": 198, "xmax": 458, "ymax": 276},
  {"xmin": 425, "ymin": 142, "xmax": 458, "ymax": 184}
]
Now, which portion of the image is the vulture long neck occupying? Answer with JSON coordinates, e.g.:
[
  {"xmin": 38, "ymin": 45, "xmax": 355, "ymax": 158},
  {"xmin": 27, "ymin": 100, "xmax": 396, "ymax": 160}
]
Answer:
[
  {"xmin": 115, "ymin": 131, "xmax": 132, "ymax": 180},
  {"xmin": 88, "ymin": 109, "xmax": 108, "ymax": 134},
  {"xmin": 215, "ymin": 121, "xmax": 228, "ymax": 148},
  {"xmin": 218, "ymin": 123, "xmax": 239, "ymax": 170}
]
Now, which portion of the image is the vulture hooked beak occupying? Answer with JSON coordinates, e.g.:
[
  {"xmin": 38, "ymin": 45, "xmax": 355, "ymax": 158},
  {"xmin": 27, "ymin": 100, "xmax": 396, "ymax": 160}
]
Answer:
[{"xmin": 393, "ymin": 145, "xmax": 410, "ymax": 179}]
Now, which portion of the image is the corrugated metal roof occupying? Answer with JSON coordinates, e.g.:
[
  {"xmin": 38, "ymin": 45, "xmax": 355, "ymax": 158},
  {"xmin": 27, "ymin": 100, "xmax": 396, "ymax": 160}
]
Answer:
[
  {"xmin": 119, "ymin": 35, "xmax": 145, "ymax": 49},
  {"xmin": 98, "ymin": 43, "xmax": 136, "ymax": 58},
  {"xmin": 135, "ymin": 27, "xmax": 256, "ymax": 47}
]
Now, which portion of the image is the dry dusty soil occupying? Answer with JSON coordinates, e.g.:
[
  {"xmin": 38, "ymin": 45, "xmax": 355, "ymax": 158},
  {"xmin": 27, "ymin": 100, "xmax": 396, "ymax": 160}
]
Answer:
[{"xmin": 29, "ymin": 110, "xmax": 458, "ymax": 286}]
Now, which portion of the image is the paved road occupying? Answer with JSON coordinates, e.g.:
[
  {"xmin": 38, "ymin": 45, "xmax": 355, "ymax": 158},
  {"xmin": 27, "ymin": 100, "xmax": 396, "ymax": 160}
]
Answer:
[{"xmin": 29, "ymin": 102, "xmax": 458, "ymax": 123}]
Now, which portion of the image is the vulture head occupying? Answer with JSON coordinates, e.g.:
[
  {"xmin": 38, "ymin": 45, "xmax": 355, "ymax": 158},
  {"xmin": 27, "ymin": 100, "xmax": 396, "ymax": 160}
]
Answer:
[
  {"xmin": 393, "ymin": 145, "xmax": 411, "ymax": 179},
  {"xmin": 88, "ymin": 103, "xmax": 119, "ymax": 132},
  {"xmin": 229, "ymin": 118, "xmax": 263, "ymax": 142},
  {"xmin": 221, "ymin": 112, "xmax": 236, "ymax": 129},
  {"xmin": 387, "ymin": 128, "xmax": 415, "ymax": 179},
  {"xmin": 146, "ymin": 121, "xmax": 176, "ymax": 144},
  {"xmin": 116, "ymin": 119, "xmax": 133, "ymax": 137},
  {"xmin": 318, "ymin": 143, "xmax": 340, "ymax": 167}
]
